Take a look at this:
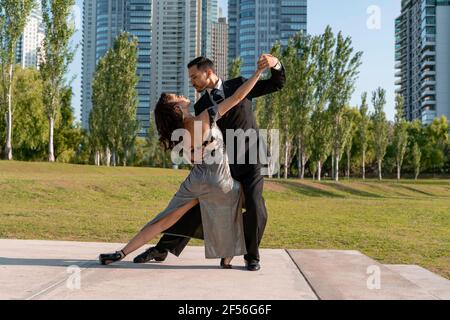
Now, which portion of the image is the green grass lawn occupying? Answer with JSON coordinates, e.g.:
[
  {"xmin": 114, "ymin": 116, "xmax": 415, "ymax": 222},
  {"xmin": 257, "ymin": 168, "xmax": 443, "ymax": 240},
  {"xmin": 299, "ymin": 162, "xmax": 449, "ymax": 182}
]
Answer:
[{"xmin": 1, "ymin": 160, "xmax": 449, "ymax": 279}]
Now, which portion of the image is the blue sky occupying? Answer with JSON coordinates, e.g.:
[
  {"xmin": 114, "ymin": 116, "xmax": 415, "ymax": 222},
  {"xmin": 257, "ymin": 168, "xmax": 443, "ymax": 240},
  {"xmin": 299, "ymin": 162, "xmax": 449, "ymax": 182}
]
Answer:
[{"xmin": 68, "ymin": 0, "xmax": 400, "ymax": 123}]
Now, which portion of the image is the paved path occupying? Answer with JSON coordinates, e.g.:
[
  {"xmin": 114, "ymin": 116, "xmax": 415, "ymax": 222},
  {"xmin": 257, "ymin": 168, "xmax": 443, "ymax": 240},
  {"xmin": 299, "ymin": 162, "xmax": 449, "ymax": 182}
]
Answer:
[{"xmin": 0, "ymin": 239, "xmax": 448, "ymax": 300}]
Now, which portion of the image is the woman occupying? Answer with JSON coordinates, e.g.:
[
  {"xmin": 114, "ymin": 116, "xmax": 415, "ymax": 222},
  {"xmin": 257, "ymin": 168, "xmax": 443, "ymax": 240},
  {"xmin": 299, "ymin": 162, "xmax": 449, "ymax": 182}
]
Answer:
[{"xmin": 99, "ymin": 61, "xmax": 267, "ymax": 267}]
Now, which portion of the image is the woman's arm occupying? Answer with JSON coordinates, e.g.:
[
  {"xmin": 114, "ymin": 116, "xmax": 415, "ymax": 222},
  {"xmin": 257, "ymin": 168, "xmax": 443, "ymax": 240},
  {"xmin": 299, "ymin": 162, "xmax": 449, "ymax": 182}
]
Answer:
[
  {"xmin": 194, "ymin": 64, "xmax": 267, "ymax": 125},
  {"xmin": 215, "ymin": 67, "xmax": 265, "ymax": 118}
]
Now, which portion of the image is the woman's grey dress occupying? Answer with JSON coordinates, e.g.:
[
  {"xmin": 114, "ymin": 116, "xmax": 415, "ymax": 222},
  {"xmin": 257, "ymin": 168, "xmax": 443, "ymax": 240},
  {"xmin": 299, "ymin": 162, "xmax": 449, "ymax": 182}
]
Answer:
[{"xmin": 143, "ymin": 104, "xmax": 247, "ymax": 259}]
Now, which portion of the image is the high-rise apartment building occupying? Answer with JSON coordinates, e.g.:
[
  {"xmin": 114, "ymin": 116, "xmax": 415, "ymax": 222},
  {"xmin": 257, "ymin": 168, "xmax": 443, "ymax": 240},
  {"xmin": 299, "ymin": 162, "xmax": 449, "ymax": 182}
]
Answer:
[
  {"xmin": 202, "ymin": 0, "xmax": 218, "ymax": 58},
  {"xmin": 395, "ymin": 0, "xmax": 450, "ymax": 125},
  {"xmin": 15, "ymin": 2, "xmax": 45, "ymax": 69},
  {"xmin": 82, "ymin": 0, "xmax": 151, "ymax": 136},
  {"xmin": 82, "ymin": 0, "xmax": 215, "ymax": 133},
  {"xmin": 212, "ymin": 17, "xmax": 228, "ymax": 79},
  {"xmin": 150, "ymin": 0, "xmax": 203, "ymax": 109},
  {"xmin": 228, "ymin": 0, "xmax": 307, "ymax": 78}
]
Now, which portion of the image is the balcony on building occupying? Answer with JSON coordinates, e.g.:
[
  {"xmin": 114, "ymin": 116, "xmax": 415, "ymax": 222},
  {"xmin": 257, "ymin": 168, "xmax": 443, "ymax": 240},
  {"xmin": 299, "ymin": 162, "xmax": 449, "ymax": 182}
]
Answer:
[
  {"xmin": 421, "ymin": 69, "xmax": 436, "ymax": 79},
  {"xmin": 420, "ymin": 77, "xmax": 436, "ymax": 88},
  {"xmin": 421, "ymin": 59, "xmax": 436, "ymax": 69},
  {"xmin": 421, "ymin": 97, "xmax": 436, "ymax": 107},
  {"xmin": 421, "ymin": 87, "xmax": 436, "ymax": 98},
  {"xmin": 421, "ymin": 35, "xmax": 436, "ymax": 49},
  {"xmin": 395, "ymin": 87, "xmax": 404, "ymax": 94},
  {"xmin": 421, "ymin": 108, "xmax": 437, "ymax": 126},
  {"xmin": 421, "ymin": 48, "xmax": 436, "ymax": 60}
]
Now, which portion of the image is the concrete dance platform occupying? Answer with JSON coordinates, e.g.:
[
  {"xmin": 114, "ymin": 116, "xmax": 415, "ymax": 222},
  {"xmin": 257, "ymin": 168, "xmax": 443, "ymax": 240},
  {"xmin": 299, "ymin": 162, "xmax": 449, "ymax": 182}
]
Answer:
[{"xmin": 0, "ymin": 239, "xmax": 448, "ymax": 300}]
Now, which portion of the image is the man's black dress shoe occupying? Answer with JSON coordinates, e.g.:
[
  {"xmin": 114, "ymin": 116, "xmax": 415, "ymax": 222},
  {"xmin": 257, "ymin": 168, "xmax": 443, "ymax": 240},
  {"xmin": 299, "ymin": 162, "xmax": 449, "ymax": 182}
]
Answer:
[
  {"xmin": 133, "ymin": 247, "xmax": 168, "ymax": 263},
  {"xmin": 245, "ymin": 260, "xmax": 261, "ymax": 271}
]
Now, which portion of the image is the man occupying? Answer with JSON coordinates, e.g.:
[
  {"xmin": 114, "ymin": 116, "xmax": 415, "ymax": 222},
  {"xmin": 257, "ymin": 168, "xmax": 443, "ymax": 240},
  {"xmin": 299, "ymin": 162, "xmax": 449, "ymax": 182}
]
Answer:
[{"xmin": 134, "ymin": 55, "xmax": 285, "ymax": 271}]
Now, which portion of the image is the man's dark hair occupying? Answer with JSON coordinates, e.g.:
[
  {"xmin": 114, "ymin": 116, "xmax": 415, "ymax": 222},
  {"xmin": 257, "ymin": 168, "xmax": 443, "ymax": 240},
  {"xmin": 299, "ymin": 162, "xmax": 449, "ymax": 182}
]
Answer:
[{"xmin": 187, "ymin": 56, "xmax": 215, "ymax": 72}]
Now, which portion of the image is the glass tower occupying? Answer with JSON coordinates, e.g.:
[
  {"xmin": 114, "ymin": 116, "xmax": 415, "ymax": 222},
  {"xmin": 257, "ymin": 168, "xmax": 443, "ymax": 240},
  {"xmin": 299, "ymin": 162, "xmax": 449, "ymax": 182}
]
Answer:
[
  {"xmin": 228, "ymin": 0, "xmax": 307, "ymax": 78},
  {"xmin": 15, "ymin": 2, "xmax": 45, "ymax": 69},
  {"xmin": 82, "ymin": 0, "xmax": 151, "ymax": 136},
  {"xmin": 150, "ymin": 0, "xmax": 203, "ymax": 111},
  {"xmin": 395, "ymin": 0, "xmax": 450, "ymax": 125},
  {"xmin": 202, "ymin": 0, "xmax": 218, "ymax": 58},
  {"xmin": 125, "ymin": 0, "xmax": 152, "ymax": 136}
]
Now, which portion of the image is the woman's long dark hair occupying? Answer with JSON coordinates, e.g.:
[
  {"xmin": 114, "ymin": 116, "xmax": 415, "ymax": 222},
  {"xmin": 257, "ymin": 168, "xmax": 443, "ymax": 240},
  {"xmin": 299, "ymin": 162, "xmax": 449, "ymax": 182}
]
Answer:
[{"xmin": 154, "ymin": 93, "xmax": 185, "ymax": 151}]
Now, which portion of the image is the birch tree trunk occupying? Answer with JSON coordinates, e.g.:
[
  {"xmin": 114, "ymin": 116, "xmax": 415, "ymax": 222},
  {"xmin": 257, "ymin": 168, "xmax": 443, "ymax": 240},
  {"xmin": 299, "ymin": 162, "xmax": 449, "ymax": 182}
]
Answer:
[
  {"xmin": 268, "ymin": 138, "xmax": 273, "ymax": 178},
  {"xmin": 378, "ymin": 159, "xmax": 382, "ymax": 180},
  {"xmin": 298, "ymin": 144, "xmax": 302, "ymax": 179},
  {"xmin": 362, "ymin": 149, "xmax": 366, "ymax": 180},
  {"xmin": 95, "ymin": 150, "xmax": 100, "ymax": 166},
  {"xmin": 48, "ymin": 116, "xmax": 55, "ymax": 162},
  {"xmin": 317, "ymin": 160, "xmax": 322, "ymax": 181},
  {"xmin": 106, "ymin": 147, "xmax": 111, "ymax": 167},
  {"xmin": 331, "ymin": 149, "xmax": 335, "ymax": 180},
  {"xmin": 397, "ymin": 161, "xmax": 401, "ymax": 180},
  {"xmin": 123, "ymin": 150, "xmax": 128, "ymax": 167},
  {"xmin": 335, "ymin": 154, "xmax": 340, "ymax": 181},
  {"xmin": 111, "ymin": 148, "xmax": 116, "ymax": 167},
  {"xmin": 4, "ymin": 64, "xmax": 13, "ymax": 160},
  {"xmin": 302, "ymin": 154, "xmax": 307, "ymax": 180},
  {"xmin": 284, "ymin": 139, "xmax": 290, "ymax": 179},
  {"xmin": 298, "ymin": 135, "xmax": 307, "ymax": 180},
  {"xmin": 346, "ymin": 149, "xmax": 351, "ymax": 179}
]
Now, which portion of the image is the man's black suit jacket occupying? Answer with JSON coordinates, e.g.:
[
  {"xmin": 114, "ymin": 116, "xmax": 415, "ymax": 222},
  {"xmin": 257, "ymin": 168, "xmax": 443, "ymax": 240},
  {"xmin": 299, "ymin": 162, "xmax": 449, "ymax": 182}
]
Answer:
[{"xmin": 193, "ymin": 66, "xmax": 286, "ymax": 179}]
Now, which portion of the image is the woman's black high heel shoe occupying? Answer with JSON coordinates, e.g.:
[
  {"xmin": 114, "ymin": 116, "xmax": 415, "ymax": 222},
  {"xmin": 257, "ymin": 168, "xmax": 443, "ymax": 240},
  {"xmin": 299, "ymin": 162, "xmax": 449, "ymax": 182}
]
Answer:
[
  {"xmin": 220, "ymin": 257, "xmax": 233, "ymax": 269},
  {"xmin": 99, "ymin": 250, "xmax": 126, "ymax": 265}
]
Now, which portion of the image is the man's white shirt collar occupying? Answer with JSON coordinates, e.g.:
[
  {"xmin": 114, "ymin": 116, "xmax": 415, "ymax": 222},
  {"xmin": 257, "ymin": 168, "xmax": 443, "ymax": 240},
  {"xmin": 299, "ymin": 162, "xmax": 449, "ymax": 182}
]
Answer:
[{"xmin": 207, "ymin": 78, "xmax": 223, "ymax": 95}]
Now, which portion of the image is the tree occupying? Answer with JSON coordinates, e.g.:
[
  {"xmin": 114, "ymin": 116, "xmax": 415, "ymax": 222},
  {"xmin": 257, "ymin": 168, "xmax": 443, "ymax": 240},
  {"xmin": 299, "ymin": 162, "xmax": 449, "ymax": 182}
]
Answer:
[
  {"xmin": 371, "ymin": 87, "xmax": 389, "ymax": 180},
  {"xmin": 392, "ymin": 94, "xmax": 409, "ymax": 180},
  {"xmin": 310, "ymin": 105, "xmax": 332, "ymax": 181},
  {"xmin": 290, "ymin": 32, "xmax": 317, "ymax": 179},
  {"xmin": 358, "ymin": 92, "xmax": 370, "ymax": 179},
  {"xmin": 344, "ymin": 107, "xmax": 359, "ymax": 179},
  {"xmin": 53, "ymin": 86, "xmax": 84, "ymax": 162},
  {"xmin": 10, "ymin": 66, "xmax": 48, "ymax": 160},
  {"xmin": 274, "ymin": 41, "xmax": 298, "ymax": 179},
  {"xmin": 145, "ymin": 117, "xmax": 172, "ymax": 168},
  {"xmin": 90, "ymin": 32, "xmax": 139, "ymax": 167},
  {"xmin": 309, "ymin": 26, "xmax": 335, "ymax": 181},
  {"xmin": 255, "ymin": 93, "xmax": 278, "ymax": 178},
  {"xmin": 228, "ymin": 57, "xmax": 242, "ymax": 79},
  {"xmin": 110, "ymin": 33, "xmax": 139, "ymax": 166},
  {"xmin": 0, "ymin": 0, "xmax": 35, "ymax": 159},
  {"xmin": 328, "ymin": 31, "xmax": 363, "ymax": 181},
  {"xmin": 89, "ymin": 56, "xmax": 108, "ymax": 166},
  {"xmin": 425, "ymin": 116, "xmax": 449, "ymax": 175},
  {"xmin": 412, "ymin": 142, "xmax": 421, "ymax": 180},
  {"xmin": 39, "ymin": 0, "xmax": 76, "ymax": 162},
  {"xmin": 309, "ymin": 160, "xmax": 317, "ymax": 180}
]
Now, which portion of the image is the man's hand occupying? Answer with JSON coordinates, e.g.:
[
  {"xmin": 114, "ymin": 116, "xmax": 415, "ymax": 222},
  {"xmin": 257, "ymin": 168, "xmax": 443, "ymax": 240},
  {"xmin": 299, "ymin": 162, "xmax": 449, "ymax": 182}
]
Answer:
[{"xmin": 257, "ymin": 54, "xmax": 280, "ymax": 70}]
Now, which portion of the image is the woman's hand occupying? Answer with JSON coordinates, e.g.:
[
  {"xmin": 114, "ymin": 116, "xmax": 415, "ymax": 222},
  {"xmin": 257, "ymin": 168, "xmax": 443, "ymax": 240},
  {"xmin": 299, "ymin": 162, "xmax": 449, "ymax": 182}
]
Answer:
[
  {"xmin": 256, "ymin": 56, "xmax": 268, "ymax": 73},
  {"xmin": 257, "ymin": 54, "xmax": 278, "ymax": 72}
]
